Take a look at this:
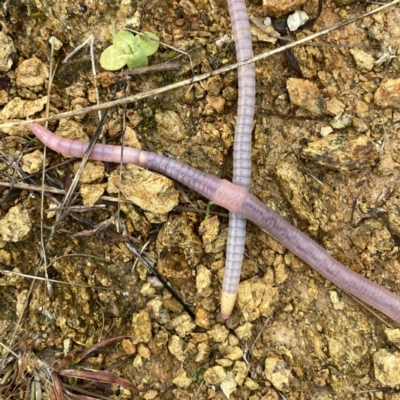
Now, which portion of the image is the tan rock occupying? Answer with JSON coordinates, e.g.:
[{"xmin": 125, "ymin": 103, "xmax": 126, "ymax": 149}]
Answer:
[
  {"xmin": 0, "ymin": 206, "xmax": 31, "ymax": 242},
  {"xmin": 130, "ymin": 310, "xmax": 152, "ymax": 344},
  {"xmin": 107, "ymin": 164, "xmax": 179, "ymax": 214},
  {"xmin": 155, "ymin": 110, "xmax": 186, "ymax": 142},
  {"xmin": 263, "ymin": 0, "xmax": 307, "ymax": 18},
  {"xmin": 286, "ymin": 78, "xmax": 325, "ymax": 116},
  {"xmin": 373, "ymin": 349, "xmax": 400, "ymax": 387},
  {"xmin": 375, "ymin": 78, "xmax": 400, "ymax": 109},
  {"xmin": 203, "ymin": 366, "xmax": 226, "ymax": 385},
  {"xmin": 16, "ymin": 58, "xmax": 49, "ymax": 87},
  {"xmin": 264, "ymin": 357, "xmax": 293, "ymax": 391},
  {"xmin": 21, "ymin": 150, "xmax": 47, "ymax": 174}
]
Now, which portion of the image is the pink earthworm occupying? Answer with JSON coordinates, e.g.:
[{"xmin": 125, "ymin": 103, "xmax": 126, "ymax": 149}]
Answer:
[
  {"xmin": 225, "ymin": 0, "xmax": 256, "ymax": 318},
  {"xmin": 30, "ymin": 123, "xmax": 400, "ymax": 324}
]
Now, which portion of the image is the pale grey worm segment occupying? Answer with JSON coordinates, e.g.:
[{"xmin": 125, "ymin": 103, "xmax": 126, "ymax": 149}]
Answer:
[
  {"xmin": 30, "ymin": 123, "xmax": 400, "ymax": 325},
  {"xmin": 223, "ymin": 0, "xmax": 256, "ymax": 319}
]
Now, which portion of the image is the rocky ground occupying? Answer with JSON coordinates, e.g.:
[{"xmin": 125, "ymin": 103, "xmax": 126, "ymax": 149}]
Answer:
[{"xmin": 1, "ymin": 0, "xmax": 400, "ymax": 399}]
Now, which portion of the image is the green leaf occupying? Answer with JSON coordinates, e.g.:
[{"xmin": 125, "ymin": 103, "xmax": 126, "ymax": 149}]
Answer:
[
  {"xmin": 126, "ymin": 48, "xmax": 149, "ymax": 69},
  {"xmin": 100, "ymin": 45, "xmax": 129, "ymax": 71},
  {"xmin": 100, "ymin": 30, "xmax": 160, "ymax": 71},
  {"xmin": 133, "ymin": 31, "xmax": 159, "ymax": 56},
  {"xmin": 112, "ymin": 30, "xmax": 136, "ymax": 54}
]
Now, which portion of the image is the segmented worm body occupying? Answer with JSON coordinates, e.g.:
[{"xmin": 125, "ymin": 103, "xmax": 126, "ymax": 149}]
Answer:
[
  {"xmin": 30, "ymin": 123, "xmax": 400, "ymax": 324},
  {"xmin": 225, "ymin": 0, "xmax": 256, "ymax": 318}
]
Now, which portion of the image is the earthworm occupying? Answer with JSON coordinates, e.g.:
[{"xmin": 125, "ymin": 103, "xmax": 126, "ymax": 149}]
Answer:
[
  {"xmin": 225, "ymin": 0, "xmax": 256, "ymax": 318},
  {"xmin": 30, "ymin": 123, "xmax": 400, "ymax": 324}
]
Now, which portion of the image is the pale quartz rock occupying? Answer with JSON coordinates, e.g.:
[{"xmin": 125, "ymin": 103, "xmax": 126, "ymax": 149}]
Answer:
[{"xmin": 287, "ymin": 10, "xmax": 309, "ymax": 31}]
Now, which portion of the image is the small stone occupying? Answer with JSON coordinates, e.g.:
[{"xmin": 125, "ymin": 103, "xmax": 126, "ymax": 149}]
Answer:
[
  {"xmin": 216, "ymin": 358, "xmax": 233, "ymax": 367},
  {"xmin": 107, "ymin": 164, "xmax": 179, "ymax": 215},
  {"xmin": 385, "ymin": 328, "xmax": 400, "ymax": 344},
  {"xmin": 373, "ymin": 349, "xmax": 400, "ymax": 387},
  {"xmin": 172, "ymin": 368, "xmax": 192, "ymax": 389},
  {"xmin": 286, "ymin": 78, "xmax": 325, "ymax": 117},
  {"xmin": 245, "ymin": 377, "xmax": 260, "ymax": 390},
  {"xmin": 195, "ymin": 305, "xmax": 211, "ymax": 329},
  {"xmin": 375, "ymin": 78, "xmax": 400, "ymax": 109},
  {"xmin": 325, "ymin": 97, "xmax": 345, "ymax": 116},
  {"xmin": 208, "ymin": 324, "xmax": 229, "ymax": 343},
  {"xmin": 301, "ymin": 134, "xmax": 378, "ymax": 171},
  {"xmin": 220, "ymin": 371, "xmax": 237, "ymax": 398},
  {"xmin": 0, "ymin": 206, "xmax": 31, "ymax": 242},
  {"xmin": 130, "ymin": 310, "xmax": 152, "ymax": 344},
  {"xmin": 0, "ymin": 32, "xmax": 16, "ymax": 72},
  {"xmin": 262, "ymin": 0, "xmax": 307, "ymax": 18},
  {"xmin": 196, "ymin": 265, "xmax": 212, "ymax": 295},
  {"xmin": 264, "ymin": 357, "xmax": 293, "ymax": 391},
  {"xmin": 287, "ymin": 10, "xmax": 309, "ymax": 31},
  {"xmin": 350, "ymin": 49, "xmax": 375, "ymax": 72},
  {"xmin": 237, "ymin": 277, "xmax": 279, "ymax": 321},
  {"xmin": 137, "ymin": 344, "xmax": 151, "ymax": 359},
  {"xmin": 233, "ymin": 361, "xmax": 249, "ymax": 385},
  {"xmin": 155, "ymin": 110, "xmax": 186, "ymax": 142},
  {"xmin": 132, "ymin": 354, "xmax": 143, "ymax": 369},
  {"xmin": 21, "ymin": 150, "xmax": 47, "ymax": 174},
  {"xmin": 329, "ymin": 290, "xmax": 344, "ymax": 310},
  {"xmin": 206, "ymin": 76, "xmax": 224, "ymax": 96},
  {"xmin": 123, "ymin": 126, "xmax": 142, "ymax": 149},
  {"xmin": 16, "ymin": 58, "xmax": 49, "ymax": 88},
  {"xmin": 221, "ymin": 346, "xmax": 243, "ymax": 361},
  {"xmin": 195, "ymin": 342, "xmax": 210, "ymax": 363},
  {"xmin": 74, "ymin": 161, "xmax": 104, "ymax": 184},
  {"xmin": 203, "ymin": 366, "xmax": 226, "ymax": 385},
  {"xmin": 199, "ymin": 216, "xmax": 220, "ymax": 253},
  {"xmin": 330, "ymin": 112, "xmax": 352, "ymax": 129},
  {"xmin": 235, "ymin": 322, "xmax": 253, "ymax": 341},
  {"xmin": 49, "ymin": 36, "xmax": 63, "ymax": 50},
  {"xmin": 274, "ymin": 263, "xmax": 288, "ymax": 284},
  {"xmin": 80, "ymin": 183, "xmax": 106, "ymax": 206},
  {"xmin": 355, "ymin": 101, "xmax": 369, "ymax": 118},
  {"xmin": 143, "ymin": 389, "xmax": 158, "ymax": 400},
  {"xmin": 121, "ymin": 339, "xmax": 136, "ymax": 355},
  {"xmin": 320, "ymin": 126, "xmax": 333, "ymax": 137},
  {"xmin": 206, "ymin": 95, "xmax": 225, "ymax": 113},
  {"xmin": 0, "ymin": 250, "xmax": 12, "ymax": 266},
  {"xmin": 169, "ymin": 314, "xmax": 196, "ymax": 337},
  {"xmin": 0, "ymin": 97, "xmax": 48, "ymax": 120},
  {"xmin": 168, "ymin": 335, "xmax": 185, "ymax": 361}
]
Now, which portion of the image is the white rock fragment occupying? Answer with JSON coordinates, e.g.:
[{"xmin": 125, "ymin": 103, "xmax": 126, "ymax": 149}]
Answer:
[
  {"xmin": 220, "ymin": 371, "xmax": 237, "ymax": 398},
  {"xmin": 320, "ymin": 126, "xmax": 333, "ymax": 137},
  {"xmin": 49, "ymin": 36, "xmax": 63, "ymax": 50},
  {"xmin": 287, "ymin": 10, "xmax": 309, "ymax": 31}
]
